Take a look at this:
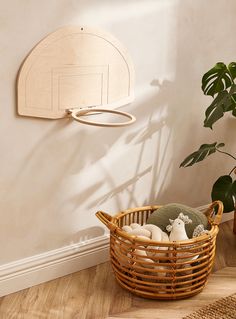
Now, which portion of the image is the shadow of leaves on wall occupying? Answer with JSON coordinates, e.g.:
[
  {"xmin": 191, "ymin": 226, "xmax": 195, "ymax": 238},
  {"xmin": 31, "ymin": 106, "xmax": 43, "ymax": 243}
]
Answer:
[{"xmin": 87, "ymin": 166, "xmax": 152, "ymax": 209}]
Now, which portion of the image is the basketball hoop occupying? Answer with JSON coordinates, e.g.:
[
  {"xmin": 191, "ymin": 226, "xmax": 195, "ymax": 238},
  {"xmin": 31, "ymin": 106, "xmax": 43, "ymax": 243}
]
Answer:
[{"xmin": 67, "ymin": 108, "xmax": 136, "ymax": 127}]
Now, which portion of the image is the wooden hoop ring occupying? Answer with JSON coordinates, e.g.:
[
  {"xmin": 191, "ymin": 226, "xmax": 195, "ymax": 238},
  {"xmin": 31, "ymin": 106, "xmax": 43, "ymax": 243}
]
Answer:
[{"xmin": 69, "ymin": 108, "xmax": 136, "ymax": 127}]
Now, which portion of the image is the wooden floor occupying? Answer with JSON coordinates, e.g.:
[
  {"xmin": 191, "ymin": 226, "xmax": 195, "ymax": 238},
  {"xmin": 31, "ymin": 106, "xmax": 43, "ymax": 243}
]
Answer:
[{"xmin": 0, "ymin": 220, "xmax": 235, "ymax": 319}]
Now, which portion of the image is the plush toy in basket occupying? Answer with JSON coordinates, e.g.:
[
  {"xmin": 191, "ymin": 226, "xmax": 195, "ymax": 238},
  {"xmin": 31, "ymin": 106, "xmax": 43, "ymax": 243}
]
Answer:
[{"xmin": 96, "ymin": 201, "xmax": 223, "ymax": 300}]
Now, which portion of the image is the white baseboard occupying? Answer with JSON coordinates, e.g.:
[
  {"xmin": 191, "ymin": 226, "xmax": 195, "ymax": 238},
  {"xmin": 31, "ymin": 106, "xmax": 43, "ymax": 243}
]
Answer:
[
  {"xmin": 221, "ymin": 211, "xmax": 234, "ymax": 223},
  {"xmin": 197, "ymin": 204, "xmax": 234, "ymax": 223},
  {"xmin": 0, "ymin": 235, "xmax": 109, "ymax": 297}
]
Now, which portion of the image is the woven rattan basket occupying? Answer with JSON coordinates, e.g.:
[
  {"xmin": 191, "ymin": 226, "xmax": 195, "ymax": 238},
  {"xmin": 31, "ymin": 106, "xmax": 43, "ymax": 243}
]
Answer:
[{"xmin": 96, "ymin": 201, "xmax": 223, "ymax": 300}]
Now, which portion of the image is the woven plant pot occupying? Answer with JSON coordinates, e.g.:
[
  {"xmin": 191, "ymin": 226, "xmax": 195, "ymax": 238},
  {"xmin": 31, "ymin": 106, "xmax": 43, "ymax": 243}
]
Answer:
[{"xmin": 96, "ymin": 201, "xmax": 223, "ymax": 300}]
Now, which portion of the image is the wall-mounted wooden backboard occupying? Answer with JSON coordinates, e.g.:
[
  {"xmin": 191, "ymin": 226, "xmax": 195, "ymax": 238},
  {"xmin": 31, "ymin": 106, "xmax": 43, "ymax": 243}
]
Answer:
[{"xmin": 17, "ymin": 26, "xmax": 135, "ymax": 119}]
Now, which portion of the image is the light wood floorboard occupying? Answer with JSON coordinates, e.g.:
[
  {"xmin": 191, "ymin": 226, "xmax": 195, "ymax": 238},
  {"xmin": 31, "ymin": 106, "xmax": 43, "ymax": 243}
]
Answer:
[{"xmin": 0, "ymin": 220, "xmax": 235, "ymax": 319}]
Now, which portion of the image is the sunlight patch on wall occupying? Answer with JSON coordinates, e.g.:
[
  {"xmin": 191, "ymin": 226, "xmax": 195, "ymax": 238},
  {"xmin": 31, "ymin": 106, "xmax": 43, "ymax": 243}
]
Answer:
[{"xmin": 70, "ymin": 0, "xmax": 178, "ymax": 25}]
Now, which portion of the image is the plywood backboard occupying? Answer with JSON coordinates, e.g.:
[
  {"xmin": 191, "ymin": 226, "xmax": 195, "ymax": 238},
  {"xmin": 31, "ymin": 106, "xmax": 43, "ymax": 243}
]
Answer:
[{"xmin": 17, "ymin": 26, "xmax": 135, "ymax": 119}]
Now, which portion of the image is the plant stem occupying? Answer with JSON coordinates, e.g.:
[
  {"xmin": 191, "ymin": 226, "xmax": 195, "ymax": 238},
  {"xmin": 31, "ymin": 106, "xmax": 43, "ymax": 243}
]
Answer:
[
  {"xmin": 229, "ymin": 166, "xmax": 236, "ymax": 176},
  {"xmin": 234, "ymin": 208, "xmax": 236, "ymax": 235},
  {"xmin": 216, "ymin": 149, "xmax": 236, "ymax": 161}
]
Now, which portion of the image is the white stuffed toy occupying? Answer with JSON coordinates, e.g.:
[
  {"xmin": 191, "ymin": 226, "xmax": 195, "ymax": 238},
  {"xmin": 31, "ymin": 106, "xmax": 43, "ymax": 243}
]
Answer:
[
  {"xmin": 166, "ymin": 212, "xmax": 201, "ymax": 263},
  {"xmin": 121, "ymin": 223, "xmax": 169, "ymax": 274},
  {"xmin": 122, "ymin": 223, "xmax": 167, "ymax": 242},
  {"xmin": 166, "ymin": 212, "xmax": 192, "ymax": 241}
]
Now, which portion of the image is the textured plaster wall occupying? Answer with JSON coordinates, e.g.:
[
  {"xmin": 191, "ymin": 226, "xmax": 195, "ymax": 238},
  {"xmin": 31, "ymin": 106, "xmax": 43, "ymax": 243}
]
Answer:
[{"xmin": 0, "ymin": 0, "xmax": 235, "ymax": 264}]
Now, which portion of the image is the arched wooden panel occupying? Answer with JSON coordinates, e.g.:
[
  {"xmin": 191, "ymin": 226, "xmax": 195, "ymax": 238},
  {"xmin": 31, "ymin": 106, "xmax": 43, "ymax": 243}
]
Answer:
[{"xmin": 17, "ymin": 26, "xmax": 135, "ymax": 119}]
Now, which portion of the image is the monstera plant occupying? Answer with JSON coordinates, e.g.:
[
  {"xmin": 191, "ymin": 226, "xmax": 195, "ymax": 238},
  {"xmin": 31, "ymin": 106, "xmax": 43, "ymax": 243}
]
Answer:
[{"xmin": 180, "ymin": 62, "xmax": 236, "ymax": 232}]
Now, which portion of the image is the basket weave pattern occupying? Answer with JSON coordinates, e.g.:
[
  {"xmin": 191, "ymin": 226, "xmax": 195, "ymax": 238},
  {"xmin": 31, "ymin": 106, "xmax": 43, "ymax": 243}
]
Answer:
[{"xmin": 96, "ymin": 201, "xmax": 223, "ymax": 300}]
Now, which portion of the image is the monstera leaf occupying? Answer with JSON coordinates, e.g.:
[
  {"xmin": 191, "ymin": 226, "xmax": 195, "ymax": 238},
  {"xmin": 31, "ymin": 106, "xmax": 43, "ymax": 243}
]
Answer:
[
  {"xmin": 211, "ymin": 175, "xmax": 236, "ymax": 212},
  {"xmin": 202, "ymin": 63, "xmax": 236, "ymax": 127},
  {"xmin": 204, "ymin": 84, "xmax": 236, "ymax": 128},
  {"xmin": 180, "ymin": 142, "xmax": 225, "ymax": 167},
  {"xmin": 228, "ymin": 62, "xmax": 236, "ymax": 80},
  {"xmin": 202, "ymin": 62, "xmax": 235, "ymax": 97}
]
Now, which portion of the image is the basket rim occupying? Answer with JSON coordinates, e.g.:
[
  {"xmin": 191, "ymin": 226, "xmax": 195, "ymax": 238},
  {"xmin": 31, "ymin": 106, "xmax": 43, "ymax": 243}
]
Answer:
[{"xmin": 109, "ymin": 203, "xmax": 221, "ymax": 246}]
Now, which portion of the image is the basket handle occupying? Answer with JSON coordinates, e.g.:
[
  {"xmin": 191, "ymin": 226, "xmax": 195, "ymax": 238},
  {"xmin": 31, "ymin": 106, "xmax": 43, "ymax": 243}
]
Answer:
[
  {"xmin": 95, "ymin": 211, "xmax": 118, "ymax": 231},
  {"xmin": 205, "ymin": 200, "xmax": 224, "ymax": 226}
]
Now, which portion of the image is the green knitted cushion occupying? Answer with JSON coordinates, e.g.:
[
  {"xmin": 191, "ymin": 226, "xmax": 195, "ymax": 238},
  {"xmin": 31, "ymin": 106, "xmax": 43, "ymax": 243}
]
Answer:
[{"xmin": 146, "ymin": 203, "xmax": 209, "ymax": 238}]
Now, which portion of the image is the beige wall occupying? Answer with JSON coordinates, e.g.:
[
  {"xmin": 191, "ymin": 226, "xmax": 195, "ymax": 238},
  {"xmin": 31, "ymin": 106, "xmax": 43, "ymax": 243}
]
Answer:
[{"xmin": 0, "ymin": 0, "xmax": 235, "ymax": 264}]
